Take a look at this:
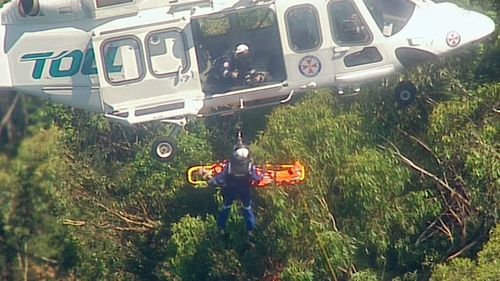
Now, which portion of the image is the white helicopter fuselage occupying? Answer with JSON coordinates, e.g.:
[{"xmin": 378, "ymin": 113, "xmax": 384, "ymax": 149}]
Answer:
[{"xmin": 0, "ymin": 0, "xmax": 495, "ymax": 125}]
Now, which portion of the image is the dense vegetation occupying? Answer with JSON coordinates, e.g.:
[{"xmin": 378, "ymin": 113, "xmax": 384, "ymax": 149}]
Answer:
[{"xmin": 0, "ymin": 0, "xmax": 499, "ymax": 280}]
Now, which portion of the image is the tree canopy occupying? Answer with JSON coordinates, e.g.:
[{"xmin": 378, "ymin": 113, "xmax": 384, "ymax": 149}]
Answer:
[{"xmin": 0, "ymin": 0, "xmax": 499, "ymax": 279}]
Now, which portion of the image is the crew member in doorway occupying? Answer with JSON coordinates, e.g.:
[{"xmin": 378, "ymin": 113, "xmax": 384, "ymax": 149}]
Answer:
[{"xmin": 220, "ymin": 43, "xmax": 256, "ymax": 86}]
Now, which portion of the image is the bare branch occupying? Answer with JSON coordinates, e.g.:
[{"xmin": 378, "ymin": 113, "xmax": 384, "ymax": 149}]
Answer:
[
  {"xmin": 64, "ymin": 189, "xmax": 158, "ymax": 233},
  {"xmin": 446, "ymin": 241, "xmax": 477, "ymax": 261},
  {"xmin": 0, "ymin": 93, "xmax": 19, "ymax": 137},
  {"xmin": 397, "ymin": 128, "xmax": 434, "ymax": 157},
  {"xmin": 0, "ymin": 237, "xmax": 58, "ymax": 265},
  {"xmin": 62, "ymin": 219, "xmax": 86, "ymax": 226},
  {"xmin": 378, "ymin": 143, "xmax": 470, "ymax": 205},
  {"xmin": 416, "ymin": 219, "xmax": 439, "ymax": 245},
  {"xmin": 317, "ymin": 196, "xmax": 339, "ymax": 232},
  {"xmin": 436, "ymin": 218, "xmax": 453, "ymax": 241},
  {"xmin": 113, "ymin": 226, "xmax": 151, "ymax": 232},
  {"xmin": 95, "ymin": 202, "xmax": 156, "ymax": 229},
  {"xmin": 448, "ymin": 208, "xmax": 463, "ymax": 226},
  {"xmin": 63, "ymin": 218, "xmax": 152, "ymax": 233}
]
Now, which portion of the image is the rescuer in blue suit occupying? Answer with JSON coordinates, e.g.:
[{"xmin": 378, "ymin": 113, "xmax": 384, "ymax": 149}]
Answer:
[{"xmin": 208, "ymin": 143, "xmax": 263, "ymax": 238}]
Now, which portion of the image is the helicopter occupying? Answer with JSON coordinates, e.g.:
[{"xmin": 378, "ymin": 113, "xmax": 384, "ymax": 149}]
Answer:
[{"xmin": 0, "ymin": 0, "xmax": 495, "ymax": 161}]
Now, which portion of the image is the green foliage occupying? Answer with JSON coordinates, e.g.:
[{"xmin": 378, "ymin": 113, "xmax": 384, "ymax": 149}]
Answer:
[
  {"xmin": 431, "ymin": 224, "xmax": 500, "ymax": 281},
  {"xmin": 258, "ymin": 188, "xmax": 309, "ymax": 259},
  {"xmin": 314, "ymin": 229, "xmax": 357, "ymax": 277},
  {"xmin": 0, "ymin": 0, "xmax": 498, "ymax": 279},
  {"xmin": 475, "ymin": 224, "xmax": 500, "ymax": 281},
  {"xmin": 335, "ymin": 148, "xmax": 443, "ymax": 270},
  {"xmin": 337, "ymin": 148, "xmax": 410, "ymax": 217},
  {"xmin": 166, "ymin": 215, "xmax": 250, "ymax": 281},
  {"xmin": 168, "ymin": 215, "xmax": 214, "ymax": 279},
  {"xmin": 0, "ymin": 126, "xmax": 79, "ymax": 279},
  {"xmin": 351, "ymin": 269, "xmax": 379, "ymax": 281},
  {"xmin": 392, "ymin": 271, "xmax": 419, "ymax": 281},
  {"xmin": 253, "ymin": 90, "xmax": 369, "ymax": 202},
  {"xmin": 281, "ymin": 259, "xmax": 315, "ymax": 281},
  {"xmin": 0, "ymin": 0, "xmax": 11, "ymax": 9},
  {"xmin": 429, "ymin": 83, "xmax": 499, "ymax": 219},
  {"xmin": 431, "ymin": 258, "xmax": 476, "ymax": 281}
]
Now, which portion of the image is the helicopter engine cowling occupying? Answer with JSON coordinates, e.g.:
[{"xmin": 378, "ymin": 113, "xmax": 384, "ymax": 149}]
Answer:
[{"xmin": 1, "ymin": 0, "xmax": 85, "ymax": 25}]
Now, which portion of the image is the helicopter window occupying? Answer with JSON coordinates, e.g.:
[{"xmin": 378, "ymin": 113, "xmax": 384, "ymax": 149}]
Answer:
[
  {"xmin": 363, "ymin": 0, "xmax": 415, "ymax": 36},
  {"xmin": 102, "ymin": 37, "xmax": 145, "ymax": 84},
  {"xmin": 238, "ymin": 8, "xmax": 275, "ymax": 30},
  {"xmin": 146, "ymin": 30, "xmax": 188, "ymax": 77},
  {"xmin": 198, "ymin": 14, "xmax": 230, "ymax": 37},
  {"xmin": 329, "ymin": 0, "xmax": 372, "ymax": 45},
  {"xmin": 96, "ymin": 0, "xmax": 133, "ymax": 8},
  {"xmin": 285, "ymin": 5, "xmax": 322, "ymax": 52},
  {"xmin": 344, "ymin": 47, "xmax": 382, "ymax": 67}
]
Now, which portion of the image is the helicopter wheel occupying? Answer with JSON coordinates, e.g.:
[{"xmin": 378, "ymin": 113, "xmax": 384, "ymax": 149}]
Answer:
[
  {"xmin": 394, "ymin": 81, "xmax": 417, "ymax": 107},
  {"xmin": 152, "ymin": 137, "xmax": 178, "ymax": 162}
]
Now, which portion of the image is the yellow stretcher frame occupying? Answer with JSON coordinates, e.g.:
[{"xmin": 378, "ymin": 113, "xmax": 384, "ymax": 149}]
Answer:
[{"xmin": 187, "ymin": 161, "xmax": 305, "ymax": 188}]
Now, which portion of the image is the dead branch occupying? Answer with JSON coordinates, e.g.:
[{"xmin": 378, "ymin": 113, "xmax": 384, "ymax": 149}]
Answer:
[
  {"xmin": 0, "ymin": 237, "xmax": 58, "ymax": 265},
  {"xmin": 113, "ymin": 226, "xmax": 152, "ymax": 232},
  {"xmin": 416, "ymin": 220, "xmax": 438, "ymax": 245},
  {"xmin": 446, "ymin": 241, "xmax": 477, "ymax": 261},
  {"xmin": 0, "ymin": 93, "xmax": 19, "ymax": 137},
  {"xmin": 317, "ymin": 196, "xmax": 339, "ymax": 232},
  {"xmin": 95, "ymin": 202, "xmax": 156, "ymax": 229},
  {"xmin": 377, "ymin": 143, "xmax": 470, "ymax": 205},
  {"xmin": 64, "ymin": 189, "xmax": 158, "ymax": 233},
  {"xmin": 448, "ymin": 208, "xmax": 463, "ymax": 226},
  {"xmin": 417, "ymin": 211, "xmax": 459, "ymax": 246},
  {"xmin": 62, "ymin": 219, "xmax": 86, "ymax": 226},
  {"xmin": 140, "ymin": 201, "xmax": 148, "ymax": 217},
  {"xmin": 436, "ymin": 218, "xmax": 453, "ymax": 241},
  {"xmin": 397, "ymin": 128, "xmax": 435, "ymax": 158},
  {"xmin": 63, "ymin": 218, "xmax": 152, "ymax": 233}
]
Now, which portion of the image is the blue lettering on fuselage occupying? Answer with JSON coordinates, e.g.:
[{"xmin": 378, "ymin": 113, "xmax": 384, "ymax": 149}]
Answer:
[{"xmin": 20, "ymin": 48, "xmax": 122, "ymax": 79}]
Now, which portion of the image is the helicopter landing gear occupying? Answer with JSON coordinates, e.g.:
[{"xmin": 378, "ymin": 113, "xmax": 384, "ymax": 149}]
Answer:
[
  {"xmin": 151, "ymin": 117, "xmax": 187, "ymax": 162},
  {"xmin": 394, "ymin": 81, "xmax": 417, "ymax": 107},
  {"xmin": 152, "ymin": 137, "xmax": 178, "ymax": 162}
]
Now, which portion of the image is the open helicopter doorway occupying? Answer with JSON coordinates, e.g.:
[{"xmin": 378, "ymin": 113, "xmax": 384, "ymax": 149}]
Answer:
[{"xmin": 191, "ymin": 6, "xmax": 287, "ymax": 96}]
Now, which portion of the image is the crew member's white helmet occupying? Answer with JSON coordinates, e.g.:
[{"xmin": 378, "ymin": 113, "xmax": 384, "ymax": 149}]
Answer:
[
  {"xmin": 235, "ymin": 43, "xmax": 250, "ymax": 55},
  {"xmin": 234, "ymin": 147, "xmax": 250, "ymax": 159}
]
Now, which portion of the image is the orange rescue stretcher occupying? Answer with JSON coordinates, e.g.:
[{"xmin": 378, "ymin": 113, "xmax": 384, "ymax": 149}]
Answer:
[{"xmin": 187, "ymin": 161, "xmax": 305, "ymax": 188}]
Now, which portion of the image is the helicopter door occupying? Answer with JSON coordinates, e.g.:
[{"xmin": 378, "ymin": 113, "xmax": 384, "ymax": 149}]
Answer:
[
  {"xmin": 327, "ymin": 0, "xmax": 393, "ymax": 88},
  {"xmin": 92, "ymin": 18, "xmax": 203, "ymax": 124},
  {"xmin": 278, "ymin": 3, "xmax": 336, "ymax": 91}
]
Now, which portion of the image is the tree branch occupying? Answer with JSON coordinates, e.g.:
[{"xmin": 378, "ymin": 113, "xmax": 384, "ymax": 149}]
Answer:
[
  {"xmin": 95, "ymin": 202, "xmax": 156, "ymax": 229},
  {"xmin": 446, "ymin": 241, "xmax": 477, "ymax": 261},
  {"xmin": 416, "ymin": 215, "xmax": 447, "ymax": 246},
  {"xmin": 0, "ymin": 93, "xmax": 19, "ymax": 137},
  {"xmin": 62, "ymin": 219, "xmax": 86, "ymax": 226},
  {"xmin": 0, "ymin": 236, "xmax": 58, "ymax": 265},
  {"xmin": 396, "ymin": 128, "xmax": 435, "ymax": 158},
  {"xmin": 377, "ymin": 143, "xmax": 470, "ymax": 205},
  {"xmin": 63, "ymin": 218, "xmax": 153, "ymax": 233},
  {"xmin": 436, "ymin": 218, "xmax": 453, "ymax": 241}
]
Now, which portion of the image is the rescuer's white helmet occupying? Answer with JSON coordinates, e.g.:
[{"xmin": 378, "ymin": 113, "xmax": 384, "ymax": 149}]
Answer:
[
  {"xmin": 235, "ymin": 43, "xmax": 250, "ymax": 55},
  {"xmin": 234, "ymin": 147, "xmax": 250, "ymax": 160}
]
